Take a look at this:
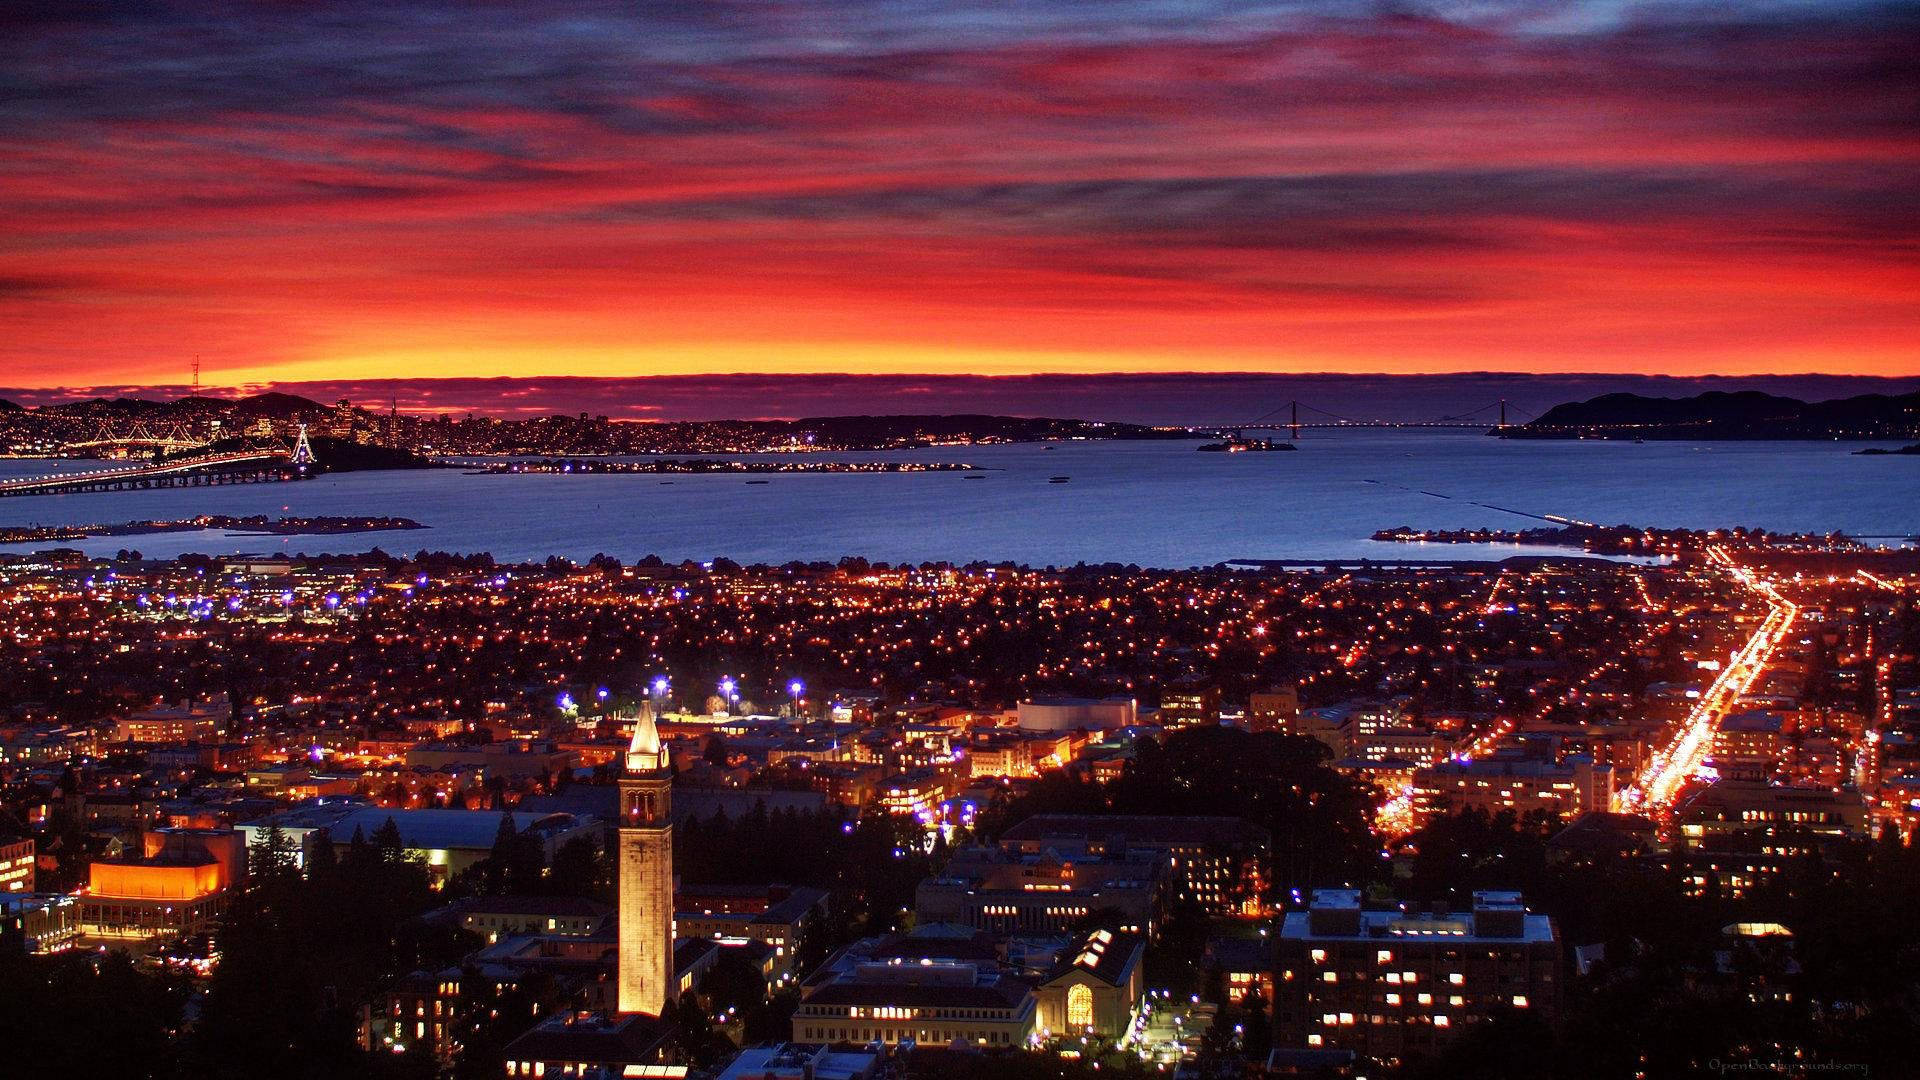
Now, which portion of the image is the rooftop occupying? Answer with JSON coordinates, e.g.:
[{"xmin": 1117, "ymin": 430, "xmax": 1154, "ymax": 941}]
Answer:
[{"xmin": 500, "ymin": 1011, "xmax": 675, "ymax": 1066}]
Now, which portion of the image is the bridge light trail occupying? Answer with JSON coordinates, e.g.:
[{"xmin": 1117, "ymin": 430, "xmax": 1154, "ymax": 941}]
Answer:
[{"xmin": 0, "ymin": 449, "xmax": 295, "ymax": 496}]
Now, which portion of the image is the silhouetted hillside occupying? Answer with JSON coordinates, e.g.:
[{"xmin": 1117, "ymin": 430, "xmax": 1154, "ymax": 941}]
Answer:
[
  {"xmin": 1505, "ymin": 390, "xmax": 1920, "ymax": 440},
  {"xmin": 178, "ymin": 434, "xmax": 443, "ymax": 472}
]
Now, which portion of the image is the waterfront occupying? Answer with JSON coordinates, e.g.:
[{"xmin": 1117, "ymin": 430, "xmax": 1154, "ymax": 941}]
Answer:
[{"xmin": 0, "ymin": 431, "xmax": 1912, "ymax": 565}]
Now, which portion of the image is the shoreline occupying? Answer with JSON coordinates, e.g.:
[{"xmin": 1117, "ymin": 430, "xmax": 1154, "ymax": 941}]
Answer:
[{"xmin": 0, "ymin": 515, "xmax": 428, "ymax": 545}]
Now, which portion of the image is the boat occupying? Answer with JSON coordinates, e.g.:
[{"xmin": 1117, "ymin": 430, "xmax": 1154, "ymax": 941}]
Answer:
[
  {"xmin": 1048, "ymin": 475, "xmax": 1071, "ymax": 483},
  {"xmin": 746, "ymin": 479, "xmax": 770, "ymax": 485}
]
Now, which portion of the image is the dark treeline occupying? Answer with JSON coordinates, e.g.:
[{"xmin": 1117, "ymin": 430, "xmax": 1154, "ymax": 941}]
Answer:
[
  {"xmin": 974, "ymin": 727, "xmax": 1379, "ymax": 891},
  {"xmin": 675, "ymin": 801, "xmax": 934, "ymax": 962}
]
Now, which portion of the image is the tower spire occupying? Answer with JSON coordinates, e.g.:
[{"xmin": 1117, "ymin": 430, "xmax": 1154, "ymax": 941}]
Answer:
[
  {"xmin": 626, "ymin": 708, "xmax": 662, "ymax": 772},
  {"xmin": 291, "ymin": 423, "xmax": 317, "ymax": 467}
]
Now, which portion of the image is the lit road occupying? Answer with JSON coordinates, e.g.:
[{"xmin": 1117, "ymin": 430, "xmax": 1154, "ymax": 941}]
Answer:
[{"xmin": 1619, "ymin": 546, "xmax": 1798, "ymax": 814}]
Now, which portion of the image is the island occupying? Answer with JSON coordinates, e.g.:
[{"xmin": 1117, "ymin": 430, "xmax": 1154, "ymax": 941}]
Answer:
[
  {"xmin": 1196, "ymin": 437, "xmax": 1296, "ymax": 453},
  {"xmin": 0, "ymin": 515, "xmax": 428, "ymax": 545},
  {"xmin": 1855, "ymin": 443, "xmax": 1920, "ymax": 456},
  {"xmin": 1499, "ymin": 390, "xmax": 1920, "ymax": 441}
]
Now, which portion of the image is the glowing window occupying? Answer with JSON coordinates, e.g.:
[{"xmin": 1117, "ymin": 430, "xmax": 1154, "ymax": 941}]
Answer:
[{"xmin": 1066, "ymin": 984, "xmax": 1094, "ymax": 1030}]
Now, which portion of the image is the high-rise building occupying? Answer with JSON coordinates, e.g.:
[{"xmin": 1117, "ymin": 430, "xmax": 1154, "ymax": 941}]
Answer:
[{"xmin": 618, "ymin": 711, "xmax": 674, "ymax": 1016}]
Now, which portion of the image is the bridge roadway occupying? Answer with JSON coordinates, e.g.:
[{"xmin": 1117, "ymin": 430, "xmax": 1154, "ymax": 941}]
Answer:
[
  {"xmin": 1227, "ymin": 421, "xmax": 1499, "ymax": 430},
  {"xmin": 0, "ymin": 450, "xmax": 304, "ymax": 498}
]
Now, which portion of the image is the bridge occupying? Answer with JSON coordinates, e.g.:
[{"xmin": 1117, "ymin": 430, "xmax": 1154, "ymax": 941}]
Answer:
[
  {"xmin": 60, "ymin": 419, "xmax": 213, "ymax": 457},
  {"xmin": 1217, "ymin": 399, "xmax": 1538, "ymax": 439},
  {"xmin": 0, "ymin": 430, "xmax": 317, "ymax": 498}
]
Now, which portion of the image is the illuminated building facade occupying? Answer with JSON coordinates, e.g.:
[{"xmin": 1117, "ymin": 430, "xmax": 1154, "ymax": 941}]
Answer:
[
  {"xmin": 915, "ymin": 846, "xmax": 1164, "ymax": 936},
  {"xmin": 1246, "ymin": 687, "xmax": 1302, "ymax": 733},
  {"xmin": 1411, "ymin": 754, "xmax": 1613, "ymax": 820},
  {"xmin": 1276, "ymin": 890, "xmax": 1560, "ymax": 1065},
  {"xmin": 81, "ymin": 855, "xmax": 227, "ymax": 939},
  {"xmin": 1033, "ymin": 928, "xmax": 1145, "ymax": 1041},
  {"xmin": 0, "ymin": 893, "xmax": 79, "ymax": 953},
  {"xmin": 791, "ymin": 958, "xmax": 1035, "ymax": 1048},
  {"xmin": 116, "ymin": 699, "xmax": 227, "ymax": 743},
  {"xmin": 0, "ymin": 836, "xmax": 33, "ymax": 893},
  {"xmin": 995, "ymin": 814, "xmax": 1269, "ymax": 915}
]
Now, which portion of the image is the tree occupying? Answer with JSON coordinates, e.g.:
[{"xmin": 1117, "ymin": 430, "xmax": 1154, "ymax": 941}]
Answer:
[
  {"xmin": 485, "ymin": 813, "xmax": 518, "ymax": 894},
  {"xmin": 372, "ymin": 816, "xmax": 406, "ymax": 863},
  {"xmin": 306, "ymin": 827, "xmax": 338, "ymax": 878},
  {"xmin": 249, "ymin": 823, "xmax": 298, "ymax": 884},
  {"xmin": 190, "ymin": 816, "xmax": 438, "ymax": 1079},
  {"xmin": 0, "ymin": 949, "xmax": 183, "ymax": 1079},
  {"xmin": 547, "ymin": 835, "xmax": 609, "ymax": 899}
]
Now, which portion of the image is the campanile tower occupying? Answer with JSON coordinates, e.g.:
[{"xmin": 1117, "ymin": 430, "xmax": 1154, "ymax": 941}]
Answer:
[{"xmin": 617, "ymin": 710, "xmax": 673, "ymax": 1016}]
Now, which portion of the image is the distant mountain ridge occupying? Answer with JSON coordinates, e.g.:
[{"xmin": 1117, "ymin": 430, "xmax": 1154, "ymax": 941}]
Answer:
[{"xmin": 1506, "ymin": 390, "xmax": 1920, "ymax": 440}]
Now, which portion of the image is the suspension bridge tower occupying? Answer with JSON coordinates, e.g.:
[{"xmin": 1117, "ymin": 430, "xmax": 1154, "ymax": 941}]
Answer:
[{"xmin": 291, "ymin": 424, "xmax": 318, "ymax": 469}]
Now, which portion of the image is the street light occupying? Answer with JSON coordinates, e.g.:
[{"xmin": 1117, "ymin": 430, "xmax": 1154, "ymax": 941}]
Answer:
[{"xmin": 719, "ymin": 677, "xmax": 738, "ymax": 715}]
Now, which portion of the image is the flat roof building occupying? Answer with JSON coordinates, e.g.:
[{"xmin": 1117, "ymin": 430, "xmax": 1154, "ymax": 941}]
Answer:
[
  {"xmin": 1016, "ymin": 697, "xmax": 1138, "ymax": 733},
  {"xmin": 1275, "ymin": 889, "xmax": 1560, "ymax": 1066}
]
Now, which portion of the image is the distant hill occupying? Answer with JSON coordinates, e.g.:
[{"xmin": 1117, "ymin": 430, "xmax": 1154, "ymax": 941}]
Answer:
[
  {"xmin": 0, "ymin": 399, "xmax": 21, "ymax": 413},
  {"xmin": 1505, "ymin": 390, "xmax": 1920, "ymax": 440},
  {"xmin": 36, "ymin": 391, "xmax": 323, "ymax": 420}
]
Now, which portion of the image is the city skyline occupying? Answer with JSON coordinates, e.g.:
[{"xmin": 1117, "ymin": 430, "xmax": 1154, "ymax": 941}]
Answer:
[{"xmin": 4, "ymin": 1, "xmax": 1917, "ymax": 389}]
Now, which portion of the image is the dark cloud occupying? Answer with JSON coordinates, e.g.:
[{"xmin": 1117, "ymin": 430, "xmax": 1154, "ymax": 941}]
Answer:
[
  {"xmin": 0, "ymin": 274, "xmax": 73, "ymax": 299},
  {"xmin": 587, "ymin": 167, "xmax": 1913, "ymax": 234}
]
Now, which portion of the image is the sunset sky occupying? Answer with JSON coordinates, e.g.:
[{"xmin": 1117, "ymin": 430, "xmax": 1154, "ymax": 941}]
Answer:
[{"xmin": 2, "ymin": 0, "xmax": 1916, "ymax": 392}]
